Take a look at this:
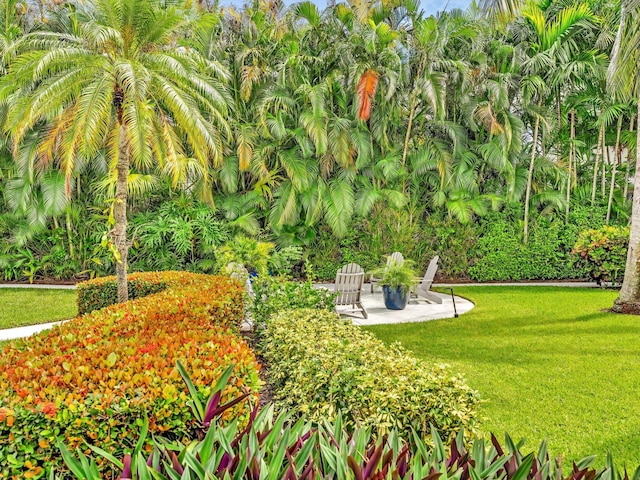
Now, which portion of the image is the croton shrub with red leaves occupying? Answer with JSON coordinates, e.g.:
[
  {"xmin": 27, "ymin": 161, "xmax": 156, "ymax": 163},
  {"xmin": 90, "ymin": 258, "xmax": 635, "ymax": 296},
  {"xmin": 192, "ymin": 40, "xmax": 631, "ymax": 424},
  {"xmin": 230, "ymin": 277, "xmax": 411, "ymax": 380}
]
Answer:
[
  {"xmin": 0, "ymin": 272, "xmax": 260, "ymax": 479},
  {"xmin": 571, "ymin": 225, "xmax": 629, "ymax": 285}
]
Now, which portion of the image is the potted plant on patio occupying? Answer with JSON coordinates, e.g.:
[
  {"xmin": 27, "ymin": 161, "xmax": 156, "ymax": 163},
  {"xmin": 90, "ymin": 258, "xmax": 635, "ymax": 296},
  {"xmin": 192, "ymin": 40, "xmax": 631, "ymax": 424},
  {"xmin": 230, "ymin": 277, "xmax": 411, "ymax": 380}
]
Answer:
[{"xmin": 372, "ymin": 259, "xmax": 417, "ymax": 310}]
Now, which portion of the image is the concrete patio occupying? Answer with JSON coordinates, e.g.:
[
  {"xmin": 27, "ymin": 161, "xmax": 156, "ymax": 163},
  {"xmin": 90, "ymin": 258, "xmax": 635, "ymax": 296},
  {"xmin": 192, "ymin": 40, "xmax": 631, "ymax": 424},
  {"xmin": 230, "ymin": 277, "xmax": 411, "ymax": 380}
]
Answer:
[{"xmin": 326, "ymin": 284, "xmax": 475, "ymax": 326}]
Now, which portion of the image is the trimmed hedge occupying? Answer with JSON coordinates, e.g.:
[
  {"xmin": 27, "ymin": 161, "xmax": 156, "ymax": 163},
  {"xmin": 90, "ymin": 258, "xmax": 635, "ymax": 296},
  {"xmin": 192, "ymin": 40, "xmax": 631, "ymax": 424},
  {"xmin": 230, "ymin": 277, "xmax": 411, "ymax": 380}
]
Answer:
[
  {"xmin": 251, "ymin": 276, "xmax": 336, "ymax": 326},
  {"xmin": 0, "ymin": 271, "xmax": 260, "ymax": 478},
  {"xmin": 470, "ymin": 219, "xmax": 566, "ymax": 281},
  {"xmin": 262, "ymin": 308, "xmax": 479, "ymax": 441},
  {"xmin": 76, "ymin": 273, "xmax": 169, "ymax": 314}
]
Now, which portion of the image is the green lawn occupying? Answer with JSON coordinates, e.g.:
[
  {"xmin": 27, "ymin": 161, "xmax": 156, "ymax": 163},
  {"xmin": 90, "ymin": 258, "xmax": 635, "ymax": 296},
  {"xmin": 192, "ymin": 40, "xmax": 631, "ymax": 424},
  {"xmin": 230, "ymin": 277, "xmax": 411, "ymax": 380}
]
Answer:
[
  {"xmin": 0, "ymin": 288, "xmax": 77, "ymax": 329},
  {"xmin": 365, "ymin": 287, "xmax": 640, "ymax": 468}
]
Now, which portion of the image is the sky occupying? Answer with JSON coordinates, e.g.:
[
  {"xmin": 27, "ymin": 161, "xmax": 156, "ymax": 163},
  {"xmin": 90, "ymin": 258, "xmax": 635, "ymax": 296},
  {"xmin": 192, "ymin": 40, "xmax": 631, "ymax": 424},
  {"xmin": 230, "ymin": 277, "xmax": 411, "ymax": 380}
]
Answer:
[
  {"xmin": 420, "ymin": 0, "xmax": 471, "ymax": 14},
  {"xmin": 219, "ymin": 0, "xmax": 473, "ymax": 17}
]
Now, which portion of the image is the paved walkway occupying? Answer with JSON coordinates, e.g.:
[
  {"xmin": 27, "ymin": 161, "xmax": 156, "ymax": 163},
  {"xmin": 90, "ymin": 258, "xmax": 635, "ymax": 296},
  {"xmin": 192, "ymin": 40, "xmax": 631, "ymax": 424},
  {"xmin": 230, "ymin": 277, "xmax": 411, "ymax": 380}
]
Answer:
[{"xmin": 0, "ymin": 321, "xmax": 66, "ymax": 341}]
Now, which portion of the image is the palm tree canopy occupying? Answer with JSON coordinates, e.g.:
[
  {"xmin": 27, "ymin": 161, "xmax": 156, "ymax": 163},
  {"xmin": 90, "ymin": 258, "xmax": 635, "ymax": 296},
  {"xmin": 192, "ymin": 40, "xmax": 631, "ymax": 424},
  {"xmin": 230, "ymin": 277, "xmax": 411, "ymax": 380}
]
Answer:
[{"xmin": 0, "ymin": 0, "xmax": 232, "ymax": 194}]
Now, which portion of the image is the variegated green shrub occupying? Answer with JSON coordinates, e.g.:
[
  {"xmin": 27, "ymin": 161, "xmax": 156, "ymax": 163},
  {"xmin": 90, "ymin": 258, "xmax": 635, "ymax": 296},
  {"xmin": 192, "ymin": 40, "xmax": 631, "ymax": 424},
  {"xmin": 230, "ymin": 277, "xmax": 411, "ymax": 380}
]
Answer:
[
  {"xmin": 251, "ymin": 277, "xmax": 336, "ymax": 326},
  {"xmin": 261, "ymin": 308, "xmax": 479, "ymax": 441}
]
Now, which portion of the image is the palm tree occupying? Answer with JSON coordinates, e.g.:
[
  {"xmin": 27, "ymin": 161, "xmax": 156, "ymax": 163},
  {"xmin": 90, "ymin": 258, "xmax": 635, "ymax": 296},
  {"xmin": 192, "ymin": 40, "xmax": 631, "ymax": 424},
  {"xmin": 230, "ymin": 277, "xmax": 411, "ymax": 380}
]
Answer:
[
  {"xmin": 480, "ymin": 0, "xmax": 522, "ymax": 18},
  {"xmin": 609, "ymin": 1, "xmax": 640, "ymax": 311},
  {"xmin": 0, "ymin": 0, "xmax": 231, "ymax": 302},
  {"xmin": 520, "ymin": 1, "xmax": 600, "ymax": 222},
  {"xmin": 521, "ymin": 77, "xmax": 546, "ymax": 243},
  {"xmin": 400, "ymin": 16, "xmax": 449, "ymax": 168}
]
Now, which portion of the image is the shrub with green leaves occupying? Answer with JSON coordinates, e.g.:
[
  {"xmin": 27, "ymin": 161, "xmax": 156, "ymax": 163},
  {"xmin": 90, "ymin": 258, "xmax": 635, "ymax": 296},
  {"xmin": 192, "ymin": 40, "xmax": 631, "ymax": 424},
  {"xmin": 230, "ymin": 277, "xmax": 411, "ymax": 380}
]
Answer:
[
  {"xmin": 128, "ymin": 198, "xmax": 229, "ymax": 273},
  {"xmin": 267, "ymin": 246, "xmax": 303, "ymax": 277},
  {"xmin": 76, "ymin": 273, "xmax": 168, "ymax": 314},
  {"xmin": 216, "ymin": 236, "xmax": 275, "ymax": 275},
  {"xmin": 261, "ymin": 308, "xmax": 479, "ymax": 441},
  {"xmin": 251, "ymin": 277, "xmax": 336, "ymax": 326},
  {"xmin": 572, "ymin": 225, "xmax": 629, "ymax": 285},
  {"xmin": 468, "ymin": 210, "xmax": 594, "ymax": 281}
]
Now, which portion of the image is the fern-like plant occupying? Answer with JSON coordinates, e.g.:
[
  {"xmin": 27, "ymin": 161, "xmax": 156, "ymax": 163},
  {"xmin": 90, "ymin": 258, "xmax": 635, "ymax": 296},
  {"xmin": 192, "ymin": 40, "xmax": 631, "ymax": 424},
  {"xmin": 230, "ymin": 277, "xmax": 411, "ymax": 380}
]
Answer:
[
  {"xmin": 372, "ymin": 258, "xmax": 417, "ymax": 293},
  {"xmin": 216, "ymin": 235, "xmax": 275, "ymax": 275}
]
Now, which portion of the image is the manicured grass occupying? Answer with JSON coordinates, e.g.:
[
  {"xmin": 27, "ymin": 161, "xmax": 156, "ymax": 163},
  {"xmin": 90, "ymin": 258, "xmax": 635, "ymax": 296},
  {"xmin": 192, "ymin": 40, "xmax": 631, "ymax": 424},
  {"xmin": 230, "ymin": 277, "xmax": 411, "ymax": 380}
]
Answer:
[
  {"xmin": 365, "ymin": 287, "xmax": 640, "ymax": 468},
  {"xmin": 0, "ymin": 288, "xmax": 77, "ymax": 329}
]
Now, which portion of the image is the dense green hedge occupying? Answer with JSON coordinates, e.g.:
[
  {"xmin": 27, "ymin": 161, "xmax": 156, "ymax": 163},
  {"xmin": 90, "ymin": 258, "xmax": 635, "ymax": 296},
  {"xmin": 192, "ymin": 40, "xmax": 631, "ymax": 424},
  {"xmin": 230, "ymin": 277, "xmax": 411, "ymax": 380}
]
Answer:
[
  {"xmin": 468, "ymin": 207, "xmax": 603, "ymax": 281},
  {"xmin": 308, "ymin": 205, "xmax": 610, "ymax": 282},
  {"xmin": 1, "ymin": 199, "xmax": 616, "ymax": 284},
  {"xmin": 469, "ymin": 218, "xmax": 576, "ymax": 281},
  {"xmin": 261, "ymin": 308, "xmax": 479, "ymax": 441},
  {"xmin": 77, "ymin": 273, "xmax": 168, "ymax": 314}
]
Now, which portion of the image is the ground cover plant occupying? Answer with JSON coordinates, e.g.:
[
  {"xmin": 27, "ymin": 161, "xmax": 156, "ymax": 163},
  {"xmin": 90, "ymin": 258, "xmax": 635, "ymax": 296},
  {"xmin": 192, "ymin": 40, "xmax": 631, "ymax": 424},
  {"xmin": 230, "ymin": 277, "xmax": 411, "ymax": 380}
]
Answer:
[
  {"xmin": 366, "ymin": 287, "xmax": 640, "ymax": 467},
  {"xmin": 262, "ymin": 308, "xmax": 480, "ymax": 442},
  {"xmin": 0, "ymin": 288, "xmax": 77, "ymax": 329},
  {"xmin": 0, "ymin": 272, "xmax": 261, "ymax": 477},
  {"xmin": 63, "ymin": 364, "xmax": 638, "ymax": 480}
]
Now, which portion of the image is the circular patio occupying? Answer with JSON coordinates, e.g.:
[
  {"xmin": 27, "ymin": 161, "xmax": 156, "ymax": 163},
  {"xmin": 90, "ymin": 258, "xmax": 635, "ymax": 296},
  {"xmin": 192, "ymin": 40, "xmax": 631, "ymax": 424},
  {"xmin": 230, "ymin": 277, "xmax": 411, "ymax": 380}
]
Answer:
[{"xmin": 327, "ymin": 284, "xmax": 475, "ymax": 326}]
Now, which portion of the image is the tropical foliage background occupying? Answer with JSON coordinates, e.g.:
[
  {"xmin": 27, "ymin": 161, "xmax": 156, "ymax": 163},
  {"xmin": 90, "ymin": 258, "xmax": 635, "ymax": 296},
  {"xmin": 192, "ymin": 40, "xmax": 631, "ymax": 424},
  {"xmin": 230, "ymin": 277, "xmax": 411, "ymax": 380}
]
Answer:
[{"xmin": 0, "ymin": 0, "xmax": 637, "ymax": 282}]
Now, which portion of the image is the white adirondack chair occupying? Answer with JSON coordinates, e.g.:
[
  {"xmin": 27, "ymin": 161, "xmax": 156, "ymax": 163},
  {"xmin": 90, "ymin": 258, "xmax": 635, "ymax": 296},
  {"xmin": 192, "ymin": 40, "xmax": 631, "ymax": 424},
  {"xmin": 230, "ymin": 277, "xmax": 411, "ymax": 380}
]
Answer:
[
  {"xmin": 411, "ymin": 255, "xmax": 442, "ymax": 304},
  {"xmin": 370, "ymin": 252, "xmax": 404, "ymax": 293},
  {"xmin": 334, "ymin": 263, "xmax": 367, "ymax": 319}
]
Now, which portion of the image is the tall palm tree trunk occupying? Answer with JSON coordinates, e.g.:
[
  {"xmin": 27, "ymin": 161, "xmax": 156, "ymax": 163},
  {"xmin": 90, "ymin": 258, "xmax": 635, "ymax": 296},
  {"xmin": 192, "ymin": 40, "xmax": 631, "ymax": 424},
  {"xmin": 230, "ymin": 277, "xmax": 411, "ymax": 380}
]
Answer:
[
  {"xmin": 114, "ymin": 121, "xmax": 129, "ymax": 303},
  {"xmin": 402, "ymin": 100, "xmax": 417, "ymax": 168},
  {"xmin": 613, "ymin": 100, "xmax": 640, "ymax": 311},
  {"xmin": 607, "ymin": 0, "xmax": 627, "ymax": 84},
  {"xmin": 592, "ymin": 123, "xmax": 604, "ymax": 205},
  {"xmin": 523, "ymin": 111, "xmax": 540, "ymax": 243},
  {"xmin": 401, "ymin": 56, "xmax": 426, "ymax": 170},
  {"xmin": 602, "ymin": 139, "xmax": 608, "ymax": 197},
  {"xmin": 623, "ymin": 115, "xmax": 635, "ymax": 202},
  {"xmin": 65, "ymin": 209, "xmax": 75, "ymax": 258},
  {"xmin": 565, "ymin": 109, "xmax": 575, "ymax": 221},
  {"xmin": 606, "ymin": 116, "xmax": 623, "ymax": 223}
]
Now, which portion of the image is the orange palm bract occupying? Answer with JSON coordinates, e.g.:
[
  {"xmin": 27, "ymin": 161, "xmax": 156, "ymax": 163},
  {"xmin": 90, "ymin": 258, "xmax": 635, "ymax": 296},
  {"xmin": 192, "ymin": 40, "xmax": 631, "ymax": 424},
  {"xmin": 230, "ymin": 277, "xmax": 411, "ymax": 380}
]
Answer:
[{"xmin": 356, "ymin": 69, "xmax": 380, "ymax": 121}]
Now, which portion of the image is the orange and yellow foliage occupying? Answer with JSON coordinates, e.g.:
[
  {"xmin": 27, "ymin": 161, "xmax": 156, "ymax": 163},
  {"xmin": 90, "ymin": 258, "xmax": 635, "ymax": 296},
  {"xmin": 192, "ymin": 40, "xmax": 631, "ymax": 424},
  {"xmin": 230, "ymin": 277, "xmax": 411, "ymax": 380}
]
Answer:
[{"xmin": 0, "ymin": 271, "xmax": 260, "ymax": 478}]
